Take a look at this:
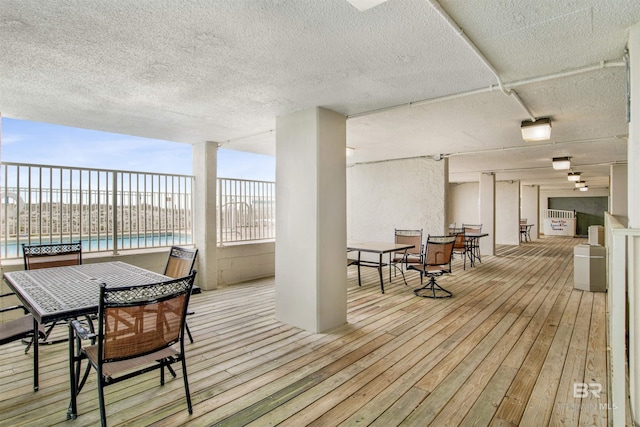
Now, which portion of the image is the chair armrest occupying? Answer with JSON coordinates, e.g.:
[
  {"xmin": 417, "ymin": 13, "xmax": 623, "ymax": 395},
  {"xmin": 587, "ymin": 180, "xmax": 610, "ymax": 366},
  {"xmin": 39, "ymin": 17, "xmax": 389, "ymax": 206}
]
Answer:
[{"xmin": 71, "ymin": 319, "xmax": 95, "ymax": 341}]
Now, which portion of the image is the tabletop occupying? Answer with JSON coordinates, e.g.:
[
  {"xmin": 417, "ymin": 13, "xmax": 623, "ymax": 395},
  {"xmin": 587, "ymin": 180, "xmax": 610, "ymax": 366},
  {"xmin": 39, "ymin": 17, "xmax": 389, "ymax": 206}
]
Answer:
[
  {"xmin": 3, "ymin": 261, "xmax": 169, "ymax": 324},
  {"xmin": 347, "ymin": 241, "xmax": 415, "ymax": 254}
]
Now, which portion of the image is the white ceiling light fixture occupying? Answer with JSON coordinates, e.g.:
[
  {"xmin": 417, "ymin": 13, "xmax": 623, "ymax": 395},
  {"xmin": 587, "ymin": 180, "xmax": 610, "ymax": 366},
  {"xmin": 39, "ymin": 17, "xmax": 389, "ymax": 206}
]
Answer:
[
  {"xmin": 575, "ymin": 181, "xmax": 586, "ymax": 188},
  {"xmin": 345, "ymin": 0, "xmax": 390, "ymax": 11},
  {"xmin": 521, "ymin": 117, "xmax": 552, "ymax": 142},
  {"xmin": 552, "ymin": 156, "xmax": 571, "ymax": 170},
  {"xmin": 567, "ymin": 171, "xmax": 581, "ymax": 181},
  {"xmin": 579, "ymin": 186, "xmax": 589, "ymax": 192}
]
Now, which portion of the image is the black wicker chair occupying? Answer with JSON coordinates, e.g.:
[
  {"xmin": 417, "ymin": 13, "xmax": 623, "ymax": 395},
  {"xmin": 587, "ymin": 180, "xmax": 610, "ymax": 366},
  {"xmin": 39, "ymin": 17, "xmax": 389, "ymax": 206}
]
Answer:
[
  {"xmin": 407, "ymin": 235, "xmax": 456, "ymax": 298},
  {"xmin": 72, "ymin": 272, "xmax": 196, "ymax": 427},
  {"xmin": 163, "ymin": 246, "xmax": 198, "ymax": 343},
  {"xmin": 22, "ymin": 242, "xmax": 82, "ymax": 347}
]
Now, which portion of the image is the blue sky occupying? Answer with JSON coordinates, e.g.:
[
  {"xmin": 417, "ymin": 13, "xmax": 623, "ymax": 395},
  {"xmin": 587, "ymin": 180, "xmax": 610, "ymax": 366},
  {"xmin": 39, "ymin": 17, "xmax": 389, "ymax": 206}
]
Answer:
[{"xmin": 1, "ymin": 118, "xmax": 275, "ymax": 181}]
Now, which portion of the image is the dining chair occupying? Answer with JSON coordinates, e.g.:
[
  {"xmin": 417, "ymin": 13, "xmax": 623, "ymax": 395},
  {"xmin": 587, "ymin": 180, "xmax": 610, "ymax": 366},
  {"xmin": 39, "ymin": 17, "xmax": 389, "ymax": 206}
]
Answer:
[
  {"xmin": 71, "ymin": 272, "xmax": 196, "ymax": 427},
  {"xmin": 462, "ymin": 223, "xmax": 483, "ymax": 264},
  {"xmin": 22, "ymin": 242, "xmax": 83, "ymax": 347},
  {"xmin": 0, "ymin": 292, "xmax": 46, "ymax": 390},
  {"xmin": 390, "ymin": 229, "xmax": 423, "ymax": 284},
  {"xmin": 407, "ymin": 235, "xmax": 456, "ymax": 298},
  {"xmin": 451, "ymin": 229, "xmax": 468, "ymax": 270},
  {"xmin": 164, "ymin": 246, "xmax": 198, "ymax": 343},
  {"xmin": 520, "ymin": 218, "xmax": 529, "ymax": 242},
  {"xmin": 22, "ymin": 242, "xmax": 82, "ymax": 270}
]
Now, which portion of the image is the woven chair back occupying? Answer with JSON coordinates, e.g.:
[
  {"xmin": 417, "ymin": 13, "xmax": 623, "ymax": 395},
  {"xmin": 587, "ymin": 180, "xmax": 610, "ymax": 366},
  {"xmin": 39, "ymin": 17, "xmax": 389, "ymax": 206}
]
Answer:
[
  {"xmin": 395, "ymin": 229, "xmax": 422, "ymax": 255},
  {"xmin": 99, "ymin": 273, "xmax": 195, "ymax": 363},
  {"xmin": 425, "ymin": 235, "xmax": 456, "ymax": 268},
  {"xmin": 22, "ymin": 242, "xmax": 82, "ymax": 270},
  {"xmin": 164, "ymin": 246, "xmax": 198, "ymax": 278}
]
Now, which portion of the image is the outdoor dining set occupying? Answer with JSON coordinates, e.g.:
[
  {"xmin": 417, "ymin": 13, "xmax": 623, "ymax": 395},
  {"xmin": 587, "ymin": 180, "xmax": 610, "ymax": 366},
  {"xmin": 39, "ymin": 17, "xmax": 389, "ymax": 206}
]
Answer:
[
  {"xmin": 1, "ymin": 242, "xmax": 199, "ymax": 427},
  {"xmin": 347, "ymin": 224, "xmax": 488, "ymax": 299}
]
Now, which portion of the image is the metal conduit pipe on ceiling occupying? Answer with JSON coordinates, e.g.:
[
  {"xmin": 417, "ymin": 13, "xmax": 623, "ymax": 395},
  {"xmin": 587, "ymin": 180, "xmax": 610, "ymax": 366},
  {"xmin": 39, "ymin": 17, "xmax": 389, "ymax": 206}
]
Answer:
[{"xmin": 426, "ymin": 0, "xmax": 536, "ymax": 121}]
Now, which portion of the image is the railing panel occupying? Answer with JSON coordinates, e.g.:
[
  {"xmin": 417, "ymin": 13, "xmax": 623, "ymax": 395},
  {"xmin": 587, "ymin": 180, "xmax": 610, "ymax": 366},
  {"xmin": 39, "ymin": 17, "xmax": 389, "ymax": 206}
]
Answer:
[
  {"xmin": 1, "ymin": 162, "xmax": 194, "ymax": 259},
  {"xmin": 217, "ymin": 177, "xmax": 276, "ymax": 244},
  {"xmin": 2, "ymin": 163, "xmax": 275, "ymax": 258}
]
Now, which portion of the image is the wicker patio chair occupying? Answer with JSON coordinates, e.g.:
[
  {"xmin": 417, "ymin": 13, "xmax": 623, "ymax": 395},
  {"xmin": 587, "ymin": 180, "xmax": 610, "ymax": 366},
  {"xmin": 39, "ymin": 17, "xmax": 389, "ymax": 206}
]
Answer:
[
  {"xmin": 71, "ymin": 272, "xmax": 196, "ymax": 427},
  {"xmin": 451, "ymin": 229, "xmax": 468, "ymax": 270},
  {"xmin": 0, "ymin": 292, "xmax": 46, "ymax": 390},
  {"xmin": 22, "ymin": 242, "xmax": 82, "ymax": 270},
  {"xmin": 462, "ymin": 223, "xmax": 483, "ymax": 264},
  {"xmin": 22, "ymin": 242, "xmax": 82, "ymax": 347},
  {"xmin": 390, "ymin": 229, "xmax": 423, "ymax": 284},
  {"xmin": 407, "ymin": 235, "xmax": 456, "ymax": 298},
  {"xmin": 164, "ymin": 246, "xmax": 198, "ymax": 343}
]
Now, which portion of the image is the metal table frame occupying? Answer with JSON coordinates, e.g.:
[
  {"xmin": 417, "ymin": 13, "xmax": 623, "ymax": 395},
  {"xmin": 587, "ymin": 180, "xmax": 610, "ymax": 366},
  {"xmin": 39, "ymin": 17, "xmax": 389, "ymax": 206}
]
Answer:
[
  {"xmin": 465, "ymin": 233, "xmax": 489, "ymax": 267},
  {"xmin": 3, "ymin": 261, "xmax": 170, "ymax": 420},
  {"xmin": 347, "ymin": 241, "xmax": 415, "ymax": 293}
]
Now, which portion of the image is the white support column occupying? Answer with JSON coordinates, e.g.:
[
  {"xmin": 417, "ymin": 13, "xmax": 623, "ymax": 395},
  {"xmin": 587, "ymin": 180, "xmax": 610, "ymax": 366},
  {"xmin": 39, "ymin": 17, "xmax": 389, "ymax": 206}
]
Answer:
[
  {"xmin": 275, "ymin": 107, "xmax": 347, "ymax": 333},
  {"xmin": 628, "ymin": 22, "xmax": 640, "ymax": 425},
  {"xmin": 479, "ymin": 172, "xmax": 495, "ymax": 255},
  {"xmin": 192, "ymin": 141, "xmax": 218, "ymax": 290},
  {"xmin": 495, "ymin": 181, "xmax": 520, "ymax": 245},
  {"xmin": 610, "ymin": 163, "xmax": 628, "ymax": 226},
  {"xmin": 521, "ymin": 185, "xmax": 540, "ymax": 240}
]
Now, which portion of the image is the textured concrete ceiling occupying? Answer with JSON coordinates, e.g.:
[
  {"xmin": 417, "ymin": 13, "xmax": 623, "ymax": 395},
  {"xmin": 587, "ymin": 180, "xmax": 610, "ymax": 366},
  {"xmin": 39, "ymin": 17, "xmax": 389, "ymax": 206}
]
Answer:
[{"xmin": 1, "ymin": 0, "xmax": 638, "ymax": 190}]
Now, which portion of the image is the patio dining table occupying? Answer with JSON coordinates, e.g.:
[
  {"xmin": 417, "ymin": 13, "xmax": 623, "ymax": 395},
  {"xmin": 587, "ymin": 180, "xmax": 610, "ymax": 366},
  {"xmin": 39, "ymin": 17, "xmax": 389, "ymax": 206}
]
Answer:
[
  {"xmin": 465, "ymin": 233, "xmax": 489, "ymax": 267},
  {"xmin": 347, "ymin": 241, "xmax": 415, "ymax": 293},
  {"xmin": 2, "ymin": 261, "xmax": 170, "ymax": 420}
]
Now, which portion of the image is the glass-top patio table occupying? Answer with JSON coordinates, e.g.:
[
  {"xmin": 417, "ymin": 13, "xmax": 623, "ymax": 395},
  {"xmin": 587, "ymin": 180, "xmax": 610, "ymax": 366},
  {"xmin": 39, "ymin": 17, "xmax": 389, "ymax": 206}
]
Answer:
[
  {"xmin": 2, "ymin": 261, "xmax": 170, "ymax": 420},
  {"xmin": 347, "ymin": 241, "xmax": 415, "ymax": 293}
]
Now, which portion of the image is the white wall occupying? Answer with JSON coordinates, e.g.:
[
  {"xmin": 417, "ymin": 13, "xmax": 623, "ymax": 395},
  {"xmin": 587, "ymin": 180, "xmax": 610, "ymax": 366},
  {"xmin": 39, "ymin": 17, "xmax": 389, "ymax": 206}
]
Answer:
[
  {"xmin": 495, "ymin": 181, "xmax": 520, "ymax": 245},
  {"xmin": 347, "ymin": 157, "xmax": 447, "ymax": 247},
  {"xmin": 218, "ymin": 242, "xmax": 275, "ymax": 286},
  {"xmin": 449, "ymin": 182, "xmax": 480, "ymax": 227}
]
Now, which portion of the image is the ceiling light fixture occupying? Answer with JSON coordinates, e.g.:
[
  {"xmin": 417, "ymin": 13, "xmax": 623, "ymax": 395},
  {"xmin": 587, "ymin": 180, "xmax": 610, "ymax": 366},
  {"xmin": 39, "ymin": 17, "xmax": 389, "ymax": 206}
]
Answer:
[
  {"xmin": 575, "ymin": 181, "xmax": 586, "ymax": 188},
  {"xmin": 552, "ymin": 156, "xmax": 571, "ymax": 170},
  {"xmin": 567, "ymin": 171, "xmax": 581, "ymax": 181},
  {"xmin": 345, "ymin": 0, "xmax": 390, "ymax": 11},
  {"xmin": 579, "ymin": 186, "xmax": 589, "ymax": 192},
  {"xmin": 521, "ymin": 117, "xmax": 552, "ymax": 142}
]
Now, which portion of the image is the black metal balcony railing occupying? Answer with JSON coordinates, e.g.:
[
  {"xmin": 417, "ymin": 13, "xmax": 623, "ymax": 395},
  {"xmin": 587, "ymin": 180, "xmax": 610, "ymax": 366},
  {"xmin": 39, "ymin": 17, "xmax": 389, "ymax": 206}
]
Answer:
[{"xmin": 1, "ymin": 162, "xmax": 275, "ymax": 259}]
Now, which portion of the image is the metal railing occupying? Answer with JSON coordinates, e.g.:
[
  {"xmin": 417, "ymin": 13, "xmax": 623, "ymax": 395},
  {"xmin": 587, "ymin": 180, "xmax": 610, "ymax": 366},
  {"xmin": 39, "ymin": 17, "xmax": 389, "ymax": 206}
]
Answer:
[
  {"xmin": 1, "ymin": 163, "xmax": 276, "ymax": 259},
  {"xmin": 1, "ymin": 162, "xmax": 194, "ymax": 258},
  {"xmin": 217, "ymin": 177, "xmax": 275, "ymax": 244}
]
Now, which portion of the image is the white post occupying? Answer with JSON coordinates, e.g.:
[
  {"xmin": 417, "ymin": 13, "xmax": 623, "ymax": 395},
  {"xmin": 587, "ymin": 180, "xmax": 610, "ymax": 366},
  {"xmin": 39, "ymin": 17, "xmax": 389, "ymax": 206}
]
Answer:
[
  {"xmin": 275, "ymin": 107, "xmax": 347, "ymax": 333},
  {"xmin": 479, "ymin": 172, "xmax": 495, "ymax": 255},
  {"xmin": 192, "ymin": 141, "xmax": 218, "ymax": 290}
]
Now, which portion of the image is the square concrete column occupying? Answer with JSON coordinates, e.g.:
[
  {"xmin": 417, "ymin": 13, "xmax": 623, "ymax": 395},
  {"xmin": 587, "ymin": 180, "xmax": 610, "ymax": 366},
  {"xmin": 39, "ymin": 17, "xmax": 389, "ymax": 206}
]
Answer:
[
  {"xmin": 192, "ymin": 141, "xmax": 218, "ymax": 290},
  {"xmin": 495, "ymin": 181, "xmax": 520, "ymax": 245},
  {"xmin": 521, "ymin": 185, "xmax": 540, "ymax": 240},
  {"xmin": 275, "ymin": 107, "xmax": 347, "ymax": 333},
  {"xmin": 610, "ymin": 163, "xmax": 628, "ymax": 225},
  {"xmin": 479, "ymin": 172, "xmax": 495, "ymax": 255}
]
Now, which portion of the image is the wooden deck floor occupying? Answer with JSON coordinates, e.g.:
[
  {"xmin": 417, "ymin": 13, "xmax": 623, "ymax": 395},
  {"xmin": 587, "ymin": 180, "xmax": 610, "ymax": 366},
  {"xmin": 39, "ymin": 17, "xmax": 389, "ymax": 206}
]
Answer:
[{"xmin": 0, "ymin": 236, "xmax": 610, "ymax": 426}]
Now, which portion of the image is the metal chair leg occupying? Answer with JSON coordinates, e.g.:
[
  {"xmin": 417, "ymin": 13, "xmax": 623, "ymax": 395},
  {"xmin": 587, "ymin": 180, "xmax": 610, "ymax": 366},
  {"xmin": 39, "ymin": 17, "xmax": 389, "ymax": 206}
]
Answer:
[{"xmin": 413, "ymin": 276, "xmax": 452, "ymax": 299}]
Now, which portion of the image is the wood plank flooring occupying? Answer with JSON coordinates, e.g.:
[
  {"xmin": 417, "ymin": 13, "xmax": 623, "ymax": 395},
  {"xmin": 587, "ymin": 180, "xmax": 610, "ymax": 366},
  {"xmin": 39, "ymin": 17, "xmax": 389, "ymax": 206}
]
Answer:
[{"xmin": 0, "ymin": 236, "xmax": 610, "ymax": 426}]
